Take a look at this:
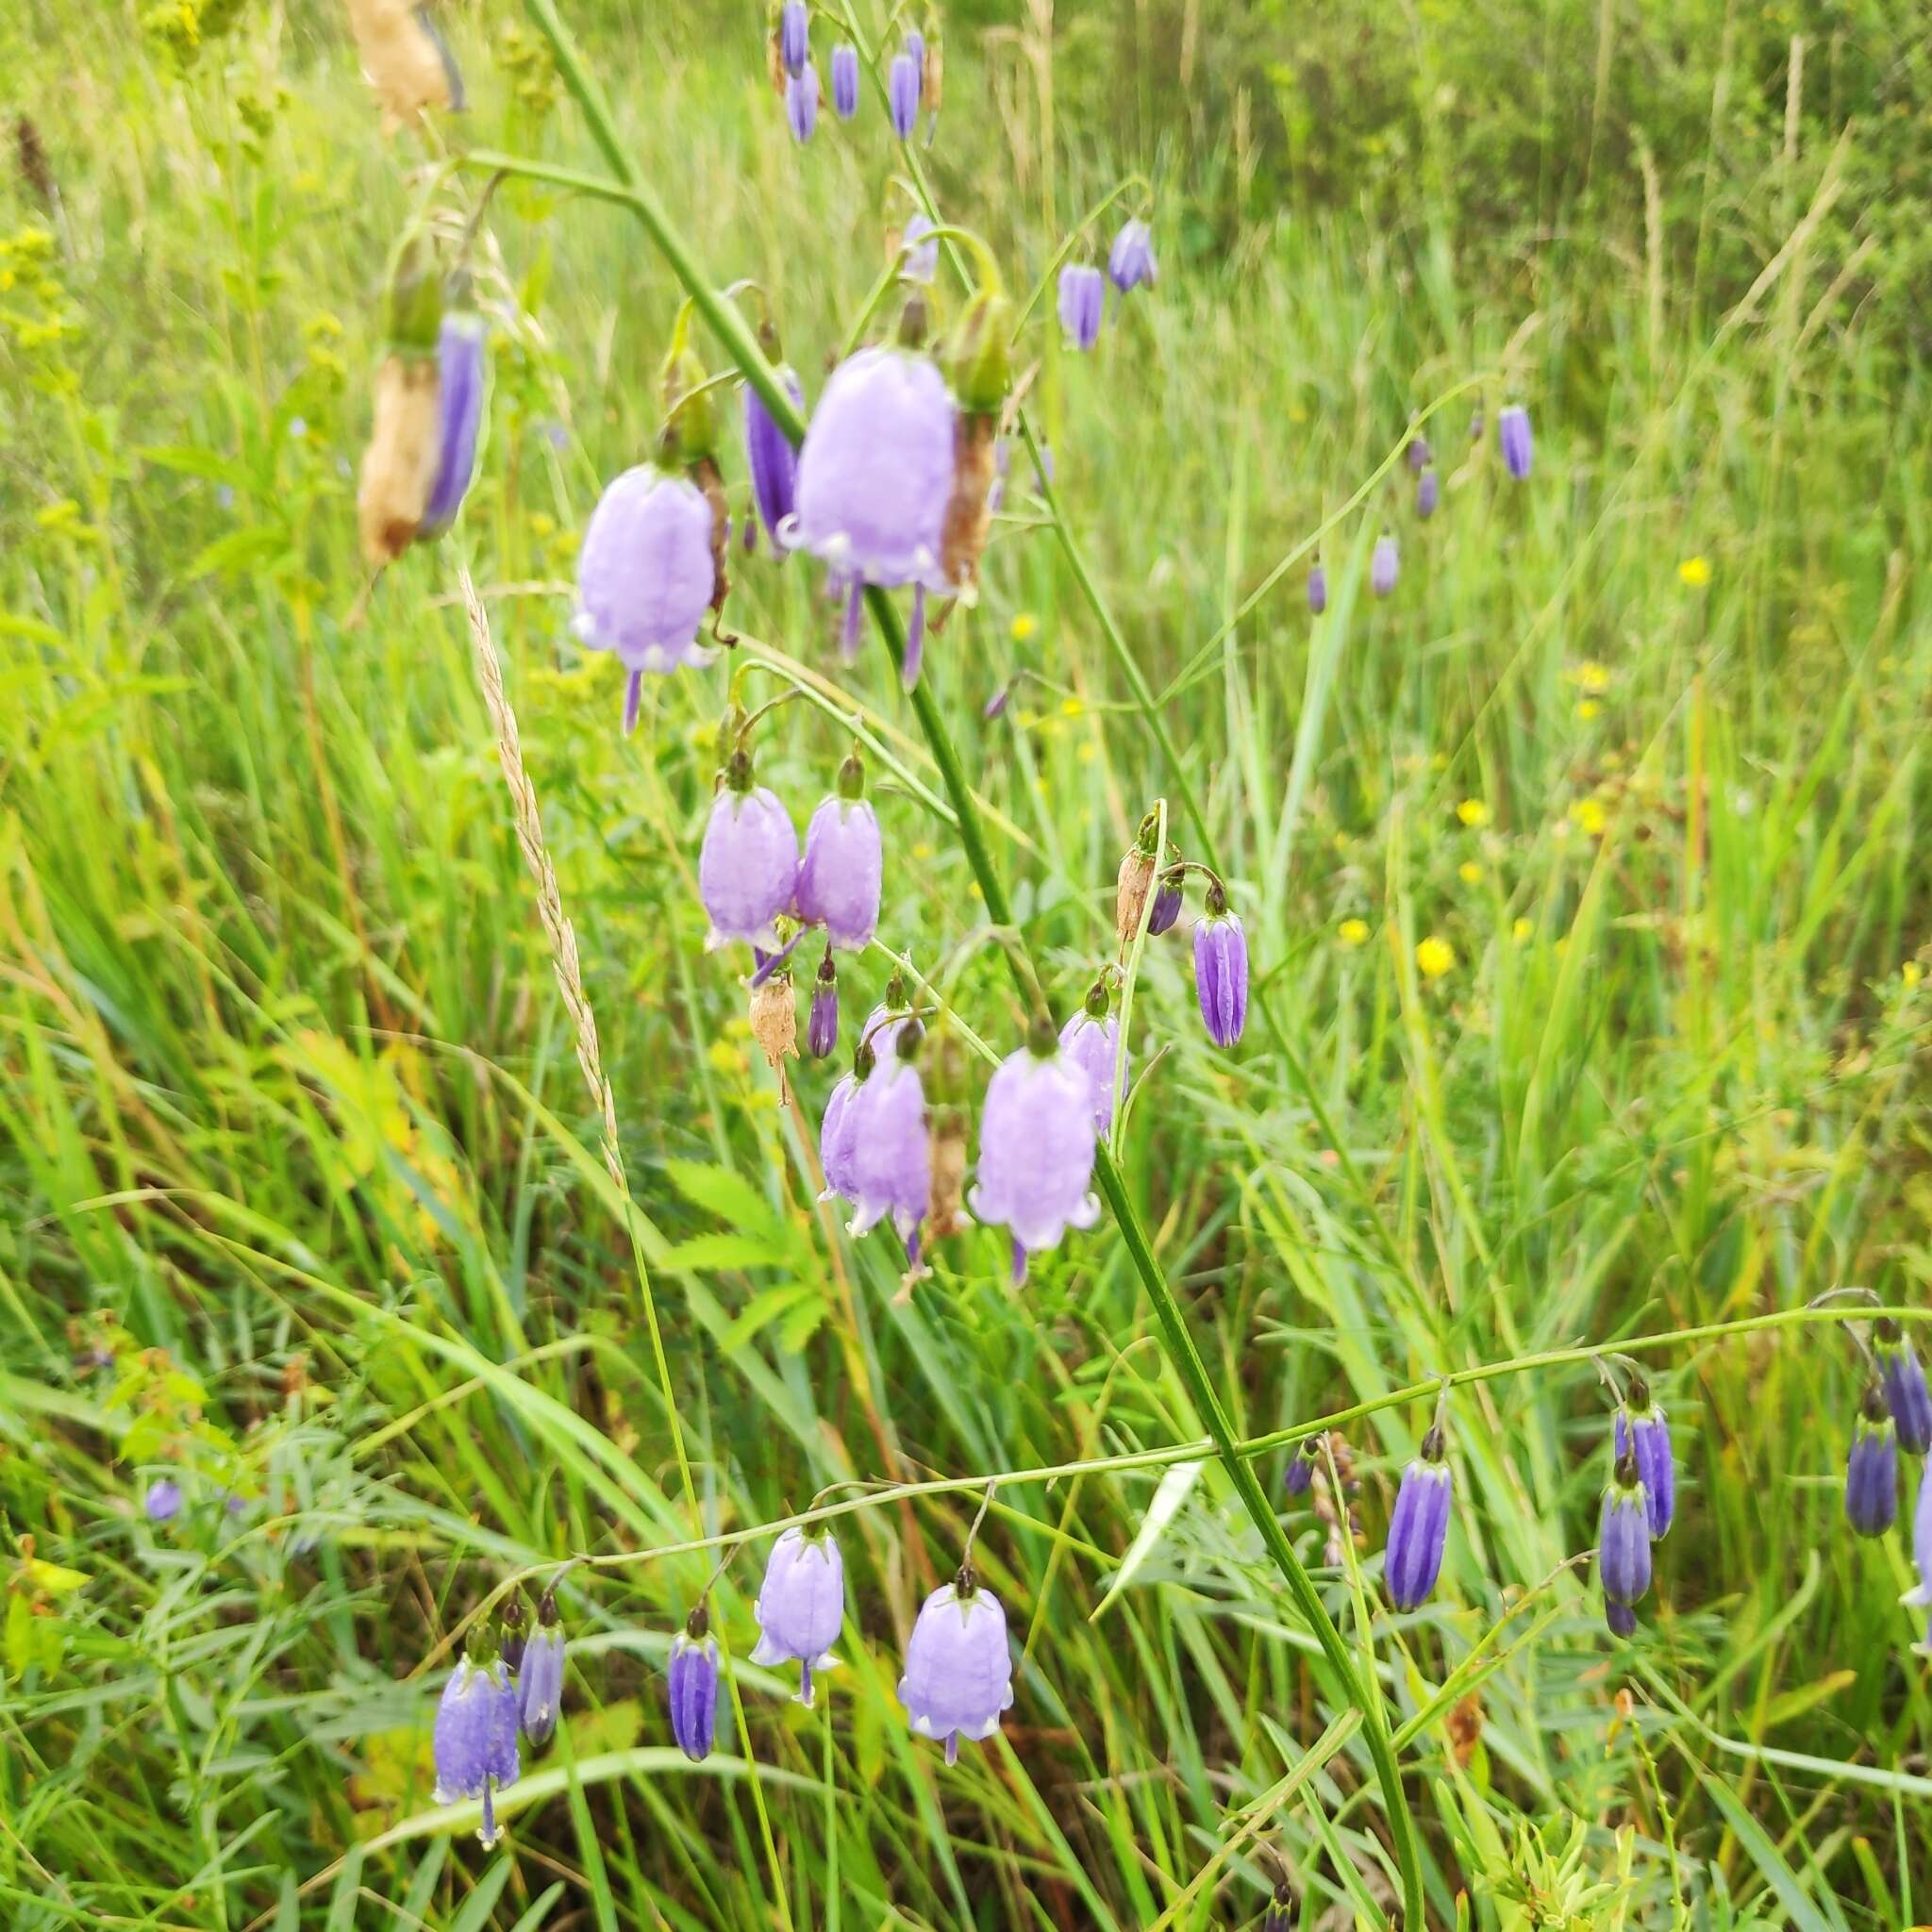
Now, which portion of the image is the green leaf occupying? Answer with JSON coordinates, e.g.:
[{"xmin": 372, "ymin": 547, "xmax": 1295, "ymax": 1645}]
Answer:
[
  {"xmin": 187, "ymin": 524, "xmax": 291, "ymax": 580},
  {"xmin": 1697, "ymin": 1772, "xmax": 1838, "ymax": 1932},
  {"xmin": 1088, "ymin": 1459, "xmax": 1203, "ymax": 1623},
  {"xmin": 662, "ymin": 1158, "xmax": 781, "ymax": 1238},
  {"xmin": 662, "ymin": 1232, "xmax": 788, "ymax": 1273}
]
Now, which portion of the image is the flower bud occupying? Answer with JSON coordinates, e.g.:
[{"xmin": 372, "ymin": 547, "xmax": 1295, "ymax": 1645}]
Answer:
[
  {"xmin": 1107, "ymin": 217, "xmax": 1157, "ymax": 292},
  {"xmin": 1845, "ymin": 1382, "xmax": 1898, "ymax": 1538},
  {"xmin": 808, "ymin": 953, "xmax": 840, "ymax": 1058},
  {"xmin": 145, "ymin": 1475, "xmax": 183, "ymax": 1523},
  {"xmin": 786, "ymin": 59, "xmax": 820, "ymax": 142},
  {"xmin": 1499, "ymin": 403, "xmax": 1533, "ymax": 480},
  {"xmin": 1613, "ymin": 1380, "xmax": 1674, "ymax": 1539},
  {"xmin": 1385, "ymin": 1424, "xmax": 1452, "ymax": 1611},
  {"xmin": 889, "ymin": 52, "xmax": 919, "ymax": 138},
  {"xmin": 1192, "ymin": 881, "xmax": 1248, "ymax": 1048},
  {"xmin": 1416, "ymin": 466, "xmax": 1439, "ymax": 520},
  {"xmin": 1407, "ymin": 428, "xmax": 1431, "ymax": 474},
  {"xmin": 1372, "ymin": 532, "xmax": 1399, "ymax": 598},
  {"xmin": 418, "ymin": 300, "xmax": 487, "ymax": 541},
  {"xmin": 779, "ymin": 0, "xmax": 808, "ymax": 75},
  {"xmin": 497, "ymin": 1590, "xmax": 528, "ymax": 1676},
  {"xmin": 1597, "ymin": 1450, "xmax": 1653, "ymax": 1607},
  {"xmin": 1283, "ymin": 1438, "xmax": 1319, "ymax": 1499},
  {"xmin": 1605, "ymin": 1598, "xmax": 1638, "ymax": 1640},
  {"xmin": 1875, "ymin": 1319, "xmax": 1932, "ymax": 1456},
  {"xmin": 518, "ymin": 1590, "xmax": 565, "ymax": 1750},
  {"xmin": 1307, "ymin": 562, "xmax": 1327, "ymax": 614},
  {"xmin": 668, "ymin": 1606, "xmax": 720, "ymax": 1762},
  {"xmin": 831, "ymin": 42, "xmax": 858, "ymax": 117},
  {"xmin": 1057, "ymin": 263, "xmax": 1104, "ymax": 352},
  {"xmin": 1147, "ymin": 865, "xmax": 1183, "ymax": 936}
]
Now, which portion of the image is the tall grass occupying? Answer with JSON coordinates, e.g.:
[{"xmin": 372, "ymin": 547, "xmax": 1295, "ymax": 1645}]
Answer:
[{"xmin": 1, "ymin": 2, "xmax": 1928, "ymax": 1928}]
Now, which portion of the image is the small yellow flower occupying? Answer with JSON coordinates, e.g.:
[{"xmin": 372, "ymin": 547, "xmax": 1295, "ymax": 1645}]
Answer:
[
  {"xmin": 1457, "ymin": 861, "xmax": 1483, "ymax": 885},
  {"xmin": 1571, "ymin": 797, "xmax": 1607, "ymax": 836},
  {"xmin": 1511, "ymin": 917, "xmax": 1532, "ymax": 944},
  {"xmin": 1010, "ymin": 612, "xmax": 1039, "ymax": 641},
  {"xmin": 1338, "ymin": 918, "xmax": 1370, "ymax": 948},
  {"xmin": 1574, "ymin": 660, "xmax": 1610, "ymax": 693},
  {"xmin": 1905, "ymin": 960, "xmax": 1924, "ymax": 990},
  {"xmin": 1456, "ymin": 798, "xmax": 1489, "ymax": 828},
  {"xmin": 1058, "ymin": 696, "xmax": 1085, "ymax": 718},
  {"xmin": 911, "ymin": 841, "xmax": 934, "ymax": 862},
  {"xmin": 1575, "ymin": 699, "xmax": 1601, "ymax": 721},
  {"xmin": 1416, "ymin": 936, "xmax": 1456, "ymax": 979},
  {"xmin": 1678, "ymin": 556, "xmax": 1711, "ymax": 587},
  {"xmin": 1077, "ymin": 741, "xmax": 1096, "ymax": 763}
]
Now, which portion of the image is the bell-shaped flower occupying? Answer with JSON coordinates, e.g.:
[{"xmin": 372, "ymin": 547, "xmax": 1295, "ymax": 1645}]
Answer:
[
  {"xmin": 1058, "ymin": 985, "xmax": 1124, "ymax": 1134},
  {"xmin": 1372, "ymin": 532, "xmax": 1399, "ymax": 598},
  {"xmin": 697, "ymin": 753, "xmax": 798, "ymax": 950},
  {"xmin": 897, "ymin": 1572, "xmax": 1014, "ymax": 1764},
  {"xmin": 831, "ymin": 43, "xmax": 859, "ymax": 118},
  {"xmin": 668, "ymin": 1608, "xmax": 720, "ymax": 1762},
  {"xmin": 786, "ymin": 59, "xmax": 820, "ymax": 142},
  {"xmin": 844, "ymin": 1032, "xmax": 930, "ymax": 1254},
  {"xmin": 969, "ymin": 1021, "xmax": 1101, "ymax": 1283},
  {"xmin": 1613, "ymin": 1380, "xmax": 1675, "ymax": 1538},
  {"xmin": 1845, "ymin": 1383, "xmax": 1898, "ymax": 1538},
  {"xmin": 419, "ymin": 306, "xmax": 486, "ymax": 541},
  {"xmin": 744, "ymin": 365, "xmax": 804, "ymax": 551},
  {"xmin": 1876, "ymin": 1319, "xmax": 1932, "ymax": 1456},
  {"xmin": 779, "ymin": 0, "xmax": 808, "ymax": 75},
  {"xmin": 750, "ymin": 1526, "xmax": 845, "ymax": 1706},
  {"xmin": 434, "ymin": 1647, "xmax": 521, "ymax": 1847},
  {"xmin": 1498, "ymin": 403, "xmax": 1533, "ymax": 479},
  {"xmin": 1192, "ymin": 883, "xmax": 1248, "ymax": 1047},
  {"xmin": 1108, "ymin": 218, "xmax": 1157, "ymax": 292},
  {"xmin": 795, "ymin": 755, "xmax": 882, "ymax": 950},
  {"xmin": 1597, "ymin": 1451, "xmax": 1653, "ymax": 1607},
  {"xmin": 1057, "ymin": 263, "xmax": 1105, "ymax": 351},
  {"xmin": 889, "ymin": 52, "xmax": 920, "ymax": 138},
  {"xmin": 575, "ymin": 464, "xmax": 717, "ymax": 729}
]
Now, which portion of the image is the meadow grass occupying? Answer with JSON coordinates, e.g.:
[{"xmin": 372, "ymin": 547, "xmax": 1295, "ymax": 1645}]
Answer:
[{"xmin": 1, "ymin": 1, "xmax": 1929, "ymax": 1927}]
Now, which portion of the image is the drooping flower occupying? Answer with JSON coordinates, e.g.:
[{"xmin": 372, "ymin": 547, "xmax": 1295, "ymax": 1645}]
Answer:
[
  {"xmin": 345, "ymin": 0, "xmax": 461, "ymax": 134},
  {"xmin": 419, "ymin": 304, "xmax": 486, "ymax": 541},
  {"xmin": 433, "ymin": 1649, "xmax": 521, "ymax": 1847},
  {"xmin": 897, "ymin": 1571, "xmax": 1014, "ymax": 1764},
  {"xmin": 1148, "ymin": 866, "xmax": 1184, "ymax": 937},
  {"xmin": 744, "ymin": 362, "xmax": 804, "ymax": 553},
  {"xmin": 808, "ymin": 952, "xmax": 840, "ymax": 1058},
  {"xmin": 786, "ymin": 59, "xmax": 820, "ymax": 142},
  {"xmin": 518, "ymin": 1591, "xmax": 566, "ymax": 1751},
  {"xmin": 497, "ymin": 1591, "xmax": 527, "ymax": 1676},
  {"xmin": 1284, "ymin": 1439, "xmax": 1319, "ymax": 1499},
  {"xmin": 831, "ymin": 43, "xmax": 859, "ymax": 118},
  {"xmin": 750, "ymin": 1526, "xmax": 845, "ymax": 1707},
  {"xmin": 1416, "ymin": 466, "xmax": 1440, "ymax": 520},
  {"xmin": 668, "ymin": 1607, "xmax": 720, "ymax": 1762},
  {"xmin": 902, "ymin": 28, "xmax": 926, "ymax": 96},
  {"xmin": 1613, "ymin": 1380, "xmax": 1675, "ymax": 1538},
  {"xmin": 698, "ymin": 752, "xmax": 798, "ymax": 949},
  {"xmin": 795, "ymin": 753, "xmax": 882, "ymax": 949},
  {"xmin": 899, "ymin": 212, "xmax": 940, "ymax": 284},
  {"xmin": 1058, "ymin": 983, "xmax": 1124, "ymax": 1133},
  {"xmin": 779, "ymin": 0, "xmax": 808, "ymax": 75},
  {"xmin": 1407, "ymin": 430, "xmax": 1431, "ymax": 474},
  {"xmin": 861, "ymin": 1000, "xmax": 912, "ymax": 1063},
  {"xmin": 1057, "ymin": 263, "xmax": 1105, "ymax": 351},
  {"xmin": 1108, "ymin": 218, "xmax": 1157, "ymax": 292},
  {"xmin": 574, "ymin": 464, "xmax": 717, "ymax": 726},
  {"xmin": 1903, "ymin": 1461, "xmax": 1932, "ymax": 1646},
  {"xmin": 1307, "ymin": 562, "xmax": 1327, "ymax": 614},
  {"xmin": 1597, "ymin": 1451, "xmax": 1653, "ymax": 1607},
  {"xmin": 969, "ymin": 1020, "xmax": 1101, "ymax": 1283},
  {"xmin": 1371, "ymin": 533, "xmax": 1399, "ymax": 598},
  {"xmin": 1262, "ymin": 1881, "xmax": 1297, "ymax": 1932},
  {"xmin": 1498, "ymin": 403, "xmax": 1533, "ymax": 480},
  {"xmin": 843, "ymin": 1028, "xmax": 930, "ymax": 1254},
  {"xmin": 144, "ymin": 1476, "xmax": 183, "ymax": 1523},
  {"xmin": 818, "ymin": 1069, "xmax": 862, "ymax": 1207},
  {"xmin": 1192, "ymin": 882, "xmax": 1248, "ymax": 1048},
  {"xmin": 785, "ymin": 342, "xmax": 957, "ymax": 680},
  {"xmin": 888, "ymin": 52, "xmax": 920, "ymax": 138},
  {"xmin": 1875, "ymin": 1319, "xmax": 1932, "ymax": 1456},
  {"xmin": 1385, "ymin": 1424, "xmax": 1453, "ymax": 1611},
  {"xmin": 1845, "ymin": 1383, "xmax": 1898, "ymax": 1538},
  {"xmin": 358, "ymin": 255, "xmax": 442, "ymax": 567}
]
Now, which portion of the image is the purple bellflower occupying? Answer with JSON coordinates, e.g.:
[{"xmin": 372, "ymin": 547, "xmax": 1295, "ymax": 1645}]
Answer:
[
  {"xmin": 899, "ymin": 212, "xmax": 940, "ymax": 284},
  {"xmin": 808, "ymin": 952, "xmax": 840, "ymax": 1058},
  {"xmin": 698, "ymin": 752, "xmax": 798, "ymax": 950},
  {"xmin": 1876, "ymin": 1319, "xmax": 1932, "ymax": 1456},
  {"xmin": 1058, "ymin": 983, "xmax": 1124, "ymax": 1134},
  {"xmin": 1108, "ymin": 217, "xmax": 1157, "ymax": 292},
  {"xmin": 574, "ymin": 464, "xmax": 716, "ymax": 731},
  {"xmin": 744, "ymin": 364, "xmax": 804, "ymax": 551},
  {"xmin": 1262, "ymin": 1882, "xmax": 1297, "ymax": 1932},
  {"xmin": 785, "ymin": 344, "xmax": 958, "ymax": 682},
  {"xmin": 1846, "ymin": 1384, "xmax": 1898, "ymax": 1537},
  {"xmin": 1148, "ymin": 866, "xmax": 1183, "ymax": 936},
  {"xmin": 860, "ymin": 1000, "xmax": 912, "ymax": 1063},
  {"xmin": 779, "ymin": 0, "xmax": 808, "ymax": 75},
  {"xmin": 1598, "ymin": 1450, "xmax": 1653, "ymax": 1607},
  {"xmin": 888, "ymin": 53, "xmax": 920, "ymax": 138},
  {"xmin": 1386, "ymin": 1424, "xmax": 1453, "ymax": 1611},
  {"xmin": 1605, "ymin": 1599, "xmax": 1638, "ymax": 1640},
  {"xmin": 667, "ymin": 1607, "xmax": 720, "ymax": 1761},
  {"xmin": 144, "ymin": 1476, "xmax": 183, "ymax": 1523},
  {"xmin": 794, "ymin": 753, "xmax": 882, "ymax": 949},
  {"xmin": 1416, "ymin": 466, "xmax": 1440, "ymax": 520},
  {"xmin": 1057, "ymin": 263, "xmax": 1105, "ymax": 351},
  {"xmin": 1499, "ymin": 403, "xmax": 1533, "ymax": 480},
  {"xmin": 1372, "ymin": 532, "xmax": 1399, "ymax": 598},
  {"xmin": 517, "ymin": 1591, "xmax": 565, "ymax": 1750},
  {"xmin": 1613, "ymin": 1379, "xmax": 1674, "ymax": 1538},
  {"xmin": 818, "ymin": 1069, "xmax": 862, "ymax": 1207},
  {"xmin": 1192, "ymin": 881, "xmax": 1248, "ymax": 1047},
  {"xmin": 1407, "ymin": 431, "xmax": 1431, "ymax": 474},
  {"xmin": 1905, "ymin": 1463, "xmax": 1932, "ymax": 1647},
  {"xmin": 897, "ymin": 1570, "xmax": 1014, "ymax": 1764},
  {"xmin": 969, "ymin": 1019, "xmax": 1102, "ymax": 1283},
  {"xmin": 843, "ymin": 1027, "xmax": 930, "ymax": 1256},
  {"xmin": 419, "ymin": 306, "xmax": 486, "ymax": 540},
  {"xmin": 434, "ymin": 1647, "xmax": 521, "ymax": 1847},
  {"xmin": 1307, "ymin": 562, "xmax": 1327, "ymax": 614},
  {"xmin": 1284, "ymin": 1439, "xmax": 1319, "ymax": 1499},
  {"xmin": 902, "ymin": 27, "xmax": 925, "ymax": 88},
  {"xmin": 830, "ymin": 43, "xmax": 859, "ymax": 118},
  {"xmin": 750, "ymin": 1525, "xmax": 845, "ymax": 1706},
  {"xmin": 786, "ymin": 59, "xmax": 820, "ymax": 142}
]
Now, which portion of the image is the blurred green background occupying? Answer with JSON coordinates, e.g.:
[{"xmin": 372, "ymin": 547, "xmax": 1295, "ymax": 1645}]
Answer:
[{"xmin": 1, "ymin": 0, "xmax": 1929, "ymax": 1927}]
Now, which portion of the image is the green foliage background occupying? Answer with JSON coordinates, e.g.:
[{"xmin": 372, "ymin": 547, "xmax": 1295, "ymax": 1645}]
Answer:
[{"xmin": 0, "ymin": 0, "xmax": 1928, "ymax": 1927}]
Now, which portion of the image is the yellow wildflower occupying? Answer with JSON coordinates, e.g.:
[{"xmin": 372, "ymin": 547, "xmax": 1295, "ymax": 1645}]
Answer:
[
  {"xmin": 1456, "ymin": 798, "xmax": 1489, "ymax": 827},
  {"xmin": 1338, "ymin": 918, "xmax": 1370, "ymax": 948},
  {"xmin": 1458, "ymin": 861, "xmax": 1483, "ymax": 885},
  {"xmin": 1571, "ymin": 797, "xmax": 1607, "ymax": 837},
  {"xmin": 1511, "ymin": 917, "xmax": 1532, "ymax": 944},
  {"xmin": 1010, "ymin": 612, "xmax": 1039, "ymax": 641},
  {"xmin": 1678, "ymin": 556, "xmax": 1711, "ymax": 587},
  {"xmin": 1416, "ymin": 936, "xmax": 1456, "ymax": 979}
]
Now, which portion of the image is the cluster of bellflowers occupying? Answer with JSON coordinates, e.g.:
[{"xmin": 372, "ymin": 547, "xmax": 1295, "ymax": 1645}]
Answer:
[
  {"xmin": 1305, "ymin": 400, "xmax": 1533, "ymax": 614},
  {"xmin": 1054, "ymin": 215, "xmax": 1157, "ymax": 352},
  {"xmin": 355, "ymin": 245, "xmax": 487, "ymax": 570},
  {"xmin": 769, "ymin": 0, "xmax": 941, "ymax": 144}
]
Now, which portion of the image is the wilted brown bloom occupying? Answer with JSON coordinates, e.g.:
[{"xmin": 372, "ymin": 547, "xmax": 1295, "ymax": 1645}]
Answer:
[
  {"xmin": 357, "ymin": 353, "xmax": 440, "ymax": 565},
  {"xmin": 344, "ymin": 0, "xmax": 457, "ymax": 133}
]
